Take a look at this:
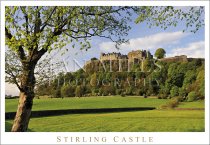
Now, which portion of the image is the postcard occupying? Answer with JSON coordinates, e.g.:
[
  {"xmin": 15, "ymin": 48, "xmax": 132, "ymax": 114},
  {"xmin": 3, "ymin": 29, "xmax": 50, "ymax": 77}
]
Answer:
[{"xmin": 0, "ymin": 0, "xmax": 209, "ymax": 145}]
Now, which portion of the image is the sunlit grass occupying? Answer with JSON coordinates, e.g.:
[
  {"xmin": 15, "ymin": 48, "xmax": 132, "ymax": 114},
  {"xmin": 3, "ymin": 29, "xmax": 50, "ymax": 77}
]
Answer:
[
  {"xmin": 6, "ymin": 96, "xmax": 168, "ymax": 112},
  {"xmin": 5, "ymin": 97, "xmax": 205, "ymax": 132},
  {"xmin": 6, "ymin": 110, "xmax": 204, "ymax": 132}
]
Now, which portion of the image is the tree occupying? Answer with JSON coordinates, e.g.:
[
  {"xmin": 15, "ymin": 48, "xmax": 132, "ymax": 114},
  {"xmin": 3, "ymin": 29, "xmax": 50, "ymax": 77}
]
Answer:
[
  {"xmin": 90, "ymin": 73, "xmax": 98, "ymax": 87},
  {"xmin": 6, "ymin": 49, "xmax": 63, "ymax": 95},
  {"xmin": 52, "ymin": 87, "xmax": 61, "ymax": 98},
  {"xmin": 170, "ymin": 86, "xmax": 179, "ymax": 97},
  {"xmin": 75, "ymin": 86, "xmax": 83, "ymax": 97},
  {"xmin": 61, "ymin": 84, "xmax": 75, "ymax": 97},
  {"xmin": 135, "ymin": 6, "xmax": 204, "ymax": 33},
  {"xmin": 155, "ymin": 48, "xmax": 166, "ymax": 59},
  {"xmin": 187, "ymin": 91, "xmax": 197, "ymax": 102},
  {"xmin": 6, "ymin": 6, "xmax": 136, "ymax": 132},
  {"xmin": 196, "ymin": 69, "xmax": 205, "ymax": 99}
]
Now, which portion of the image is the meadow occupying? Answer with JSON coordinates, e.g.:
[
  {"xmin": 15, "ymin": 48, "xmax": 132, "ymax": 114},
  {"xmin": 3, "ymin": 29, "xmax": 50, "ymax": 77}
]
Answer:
[
  {"xmin": 5, "ymin": 96, "xmax": 168, "ymax": 112},
  {"xmin": 5, "ymin": 96, "xmax": 205, "ymax": 132}
]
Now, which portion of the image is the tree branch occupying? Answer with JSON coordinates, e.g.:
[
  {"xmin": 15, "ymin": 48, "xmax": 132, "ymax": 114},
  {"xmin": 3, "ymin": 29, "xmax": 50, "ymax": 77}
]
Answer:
[
  {"xmin": 40, "ymin": 6, "xmax": 57, "ymax": 32},
  {"xmin": 5, "ymin": 27, "xmax": 12, "ymax": 39},
  {"xmin": 20, "ymin": 7, "xmax": 29, "ymax": 35},
  {"xmin": 5, "ymin": 70, "xmax": 22, "ymax": 91},
  {"xmin": 5, "ymin": 27, "xmax": 27, "ymax": 60}
]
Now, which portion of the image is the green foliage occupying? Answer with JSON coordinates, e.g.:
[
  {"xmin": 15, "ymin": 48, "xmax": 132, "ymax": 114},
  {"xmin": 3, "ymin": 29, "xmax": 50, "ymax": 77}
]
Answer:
[
  {"xmin": 75, "ymin": 86, "xmax": 83, "ymax": 97},
  {"xmin": 36, "ymin": 58, "xmax": 204, "ymax": 101},
  {"xmin": 135, "ymin": 6, "xmax": 204, "ymax": 33},
  {"xmin": 170, "ymin": 86, "xmax": 179, "ymax": 97},
  {"xmin": 155, "ymin": 48, "xmax": 166, "ymax": 59},
  {"xmin": 178, "ymin": 87, "xmax": 187, "ymax": 98},
  {"xmin": 52, "ymin": 88, "xmax": 61, "ymax": 98},
  {"xmin": 187, "ymin": 91, "xmax": 197, "ymax": 102},
  {"xmin": 61, "ymin": 85, "xmax": 75, "ymax": 97},
  {"xmin": 90, "ymin": 73, "xmax": 98, "ymax": 87},
  {"xmin": 183, "ymin": 70, "xmax": 196, "ymax": 88},
  {"xmin": 196, "ymin": 69, "xmax": 205, "ymax": 99}
]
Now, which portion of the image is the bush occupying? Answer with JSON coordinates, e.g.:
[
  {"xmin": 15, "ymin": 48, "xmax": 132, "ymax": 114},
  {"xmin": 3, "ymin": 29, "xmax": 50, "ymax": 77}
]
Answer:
[
  {"xmin": 179, "ymin": 88, "xmax": 187, "ymax": 100},
  {"xmin": 75, "ymin": 86, "xmax": 82, "ymax": 97},
  {"xmin": 61, "ymin": 85, "xmax": 75, "ymax": 97},
  {"xmin": 52, "ymin": 88, "xmax": 61, "ymax": 98},
  {"xmin": 160, "ymin": 98, "xmax": 179, "ymax": 109},
  {"xmin": 158, "ymin": 93, "xmax": 167, "ymax": 99},
  {"xmin": 121, "ymin": 92, "xmax": 126, "ymax": 97},
  {"xmin": 187, "ymin": 91, "xmax": 197, "ymax": 102}
]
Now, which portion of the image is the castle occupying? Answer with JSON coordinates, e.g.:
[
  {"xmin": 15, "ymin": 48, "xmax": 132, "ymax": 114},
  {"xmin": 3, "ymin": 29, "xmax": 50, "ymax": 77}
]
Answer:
[
  {"xmin": 85, "ymin": 49, "xmax": 202, "ymax": 66},
  {"xmin": 159, "ymin": 55, "xmax": 188, "ymax": 62},
  {"xmin": 100, "ymin": 50, "xmax": 153, "ymax": 62}
]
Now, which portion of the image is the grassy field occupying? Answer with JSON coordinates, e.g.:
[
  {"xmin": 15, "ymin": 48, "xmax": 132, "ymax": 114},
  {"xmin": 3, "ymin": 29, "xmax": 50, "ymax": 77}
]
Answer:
[
  {"xmin": 6, "ymin": 110, "xmax": 204, "ymax": 132},
  {"xmin": 6, "ymin": 96, "xmax": 168, "ymax": 112},
  {"xmin": 178, "ymin": 100, "xmax": 205, "ymax": 108},
  {"xmin": 5, "ymin": 96, "xmax": 205, "ymax": 132}
]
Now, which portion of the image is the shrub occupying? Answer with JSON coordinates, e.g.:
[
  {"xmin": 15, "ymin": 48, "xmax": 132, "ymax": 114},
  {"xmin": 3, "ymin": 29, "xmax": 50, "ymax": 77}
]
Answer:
[
  {"xmin": 158, "ymin": 93, "xmax": 167, "ymax": 99},
  {"xmin": 75, "ymin": 86, "xmax": 82, "ymax": 97},
  {"xmin": 187, "ymin": 91, "xmax": 197, "ymax": 102},
  {"xmin": 121, "ymin": 92, "xmax": 126, "ymax": 97},
  {"xmin": 61, "ymin": 85, "xmax": 75, "ymax": 97},
  {"xmin": 52, "ymin": 88, "xmax": 61, "ymax": 98},
  {"xmin": 179, "ymin": 88, "xmax": 187, "ymax": 100},
  {"xmin": 160, "ymin": 98, "xmax": 179, "ymax": 109}
]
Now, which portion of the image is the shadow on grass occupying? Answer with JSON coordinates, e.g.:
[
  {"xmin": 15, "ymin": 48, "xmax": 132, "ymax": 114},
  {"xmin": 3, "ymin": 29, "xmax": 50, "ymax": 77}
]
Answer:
[
  {"xmin": 6, "ymin": 107, "xmax": 155, "ymax": 119},
  {"xmin": 5, "ymin": 121, "xmax": 33, "ymax": 132}
]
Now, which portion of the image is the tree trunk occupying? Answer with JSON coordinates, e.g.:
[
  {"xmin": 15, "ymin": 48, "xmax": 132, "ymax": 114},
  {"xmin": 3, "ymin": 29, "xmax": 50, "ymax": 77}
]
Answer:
[{"xmin": 11, "ymin": 62, "xmax": 36, "ymax": 132}]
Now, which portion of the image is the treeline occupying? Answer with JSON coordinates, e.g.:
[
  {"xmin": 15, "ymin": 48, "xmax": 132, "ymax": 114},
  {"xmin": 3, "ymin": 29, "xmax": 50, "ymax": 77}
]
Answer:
[{"xmin": 36, "ymin": 58, "xmax": 204, "ymax": 101}]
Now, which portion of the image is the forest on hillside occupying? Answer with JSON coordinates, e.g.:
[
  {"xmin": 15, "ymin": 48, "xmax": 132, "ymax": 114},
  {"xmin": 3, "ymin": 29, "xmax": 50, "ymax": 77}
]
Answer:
[{"xmin": 36, "ymin": 58, "xmax": 204, "ymax": 102}]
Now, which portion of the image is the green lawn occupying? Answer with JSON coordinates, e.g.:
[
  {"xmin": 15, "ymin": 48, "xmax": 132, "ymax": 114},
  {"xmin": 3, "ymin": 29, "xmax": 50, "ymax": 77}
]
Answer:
[
  {"xmin": 178, "ymin": 100, "xmax": 205, "ymax": 108},
  {"xmin": 6, "ymin": 110, "xmax": 204, "ymax": 132},
  {"xmin": 5, "ymin": 97, "xmax": 205, "ymax": 132},
  {"xmin": 6, "ymin": 96, "xmax": 168, "ymax": 112}
]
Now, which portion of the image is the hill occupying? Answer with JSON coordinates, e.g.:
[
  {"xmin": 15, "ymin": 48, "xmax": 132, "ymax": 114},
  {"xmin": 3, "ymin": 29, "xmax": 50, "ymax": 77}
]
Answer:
[{"xmin": 36, "ymin": 50, "xmax": 204, "ymax": 102}]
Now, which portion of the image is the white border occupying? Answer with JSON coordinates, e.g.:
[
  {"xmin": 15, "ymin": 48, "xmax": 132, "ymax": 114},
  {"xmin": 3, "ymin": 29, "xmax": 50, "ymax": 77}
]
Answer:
[{"xmin": 1, "ymin": 1, "xmax": 209, "ymax": 144}]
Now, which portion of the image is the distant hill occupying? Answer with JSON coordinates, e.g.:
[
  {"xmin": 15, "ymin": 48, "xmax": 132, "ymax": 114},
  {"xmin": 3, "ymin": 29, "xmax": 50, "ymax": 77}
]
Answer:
[{"xmin": 36, "ymin": 51, "xmax": 205, "ymax": 102}]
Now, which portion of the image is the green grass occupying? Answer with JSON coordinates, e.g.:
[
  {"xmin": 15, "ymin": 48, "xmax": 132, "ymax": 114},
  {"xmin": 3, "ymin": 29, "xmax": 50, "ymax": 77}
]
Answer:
[
  {"xmin": 5, "ymin": 97, "xmax": 205, "ymax": 132},
  {"xmin": 6, "ymin": 96, "xmax": 168, "ymax": 112},
  {"xmin": 178, "ymin": 100, "xmax": 205, "ymax": 108},
  {"xmin": 6, "ymin": 110, "xmax": 204, "ymax": 132}
]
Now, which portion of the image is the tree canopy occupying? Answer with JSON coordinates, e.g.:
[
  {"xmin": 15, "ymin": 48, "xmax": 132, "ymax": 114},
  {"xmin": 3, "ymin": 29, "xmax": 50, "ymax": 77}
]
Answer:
[{"xmin": 155, "ymin": 48, "xmax": 166, "ymax": 59}]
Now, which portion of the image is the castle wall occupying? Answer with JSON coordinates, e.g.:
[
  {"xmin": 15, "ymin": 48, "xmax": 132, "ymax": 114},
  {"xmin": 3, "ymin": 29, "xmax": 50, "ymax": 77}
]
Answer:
[
  {"xmin": 159, "ymin": 55, "xmax": 188, "ymax": 62},
  {"xmin": 100, "ymin": 53, "xmax": 128, "ymax": 61}
]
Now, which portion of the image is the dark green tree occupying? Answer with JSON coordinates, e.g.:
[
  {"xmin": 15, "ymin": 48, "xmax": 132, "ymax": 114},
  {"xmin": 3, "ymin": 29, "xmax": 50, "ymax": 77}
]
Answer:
[{"xmin": 155, "ymin": 48, "xmax": 166, "ymax": 59}]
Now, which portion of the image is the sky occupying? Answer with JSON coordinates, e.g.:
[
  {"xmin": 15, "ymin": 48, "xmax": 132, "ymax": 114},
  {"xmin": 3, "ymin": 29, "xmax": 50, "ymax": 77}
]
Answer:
[
  {"xmin": 5, "ymin": 6, "xmax": 205, "ymax": 96},
  {"xmin": 59, "ymin": 9, "xmax": 204, "ymax": 72}
]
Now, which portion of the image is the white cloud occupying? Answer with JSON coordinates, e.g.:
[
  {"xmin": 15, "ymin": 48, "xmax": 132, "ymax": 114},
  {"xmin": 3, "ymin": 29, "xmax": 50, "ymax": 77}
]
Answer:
[
  {"xmin": 167, "ymin": 41, "xmax": 205, "ymax": 58},
  {"xmin": 99, "ymin": 31, "xmax": 189, "ymax": 54}
]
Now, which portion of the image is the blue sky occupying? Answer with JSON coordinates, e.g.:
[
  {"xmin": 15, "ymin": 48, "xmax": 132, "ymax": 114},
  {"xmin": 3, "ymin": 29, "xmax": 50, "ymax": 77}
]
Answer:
[{"xmin": 58, "ymin": 10, "xmax": 204, "ymax": 72}]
